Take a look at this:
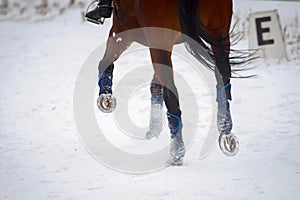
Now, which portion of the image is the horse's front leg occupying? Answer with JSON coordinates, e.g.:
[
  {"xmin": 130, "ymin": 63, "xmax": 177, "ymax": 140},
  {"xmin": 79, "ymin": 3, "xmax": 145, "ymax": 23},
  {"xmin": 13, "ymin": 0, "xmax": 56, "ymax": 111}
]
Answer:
[
  {"xmin": 97, "ymin": 26, "xmax": 132, "ymax": 112},
  {"xmin": 213, "ymin": 37, "xmax": 239, "ymax": 156},
  {"xmin": 149, "ymin": 48, "xmax": 185, "ymax": 165},
  {"xmin": 145, "ymin": 75, "xmax": 164, "ymax": 139}
]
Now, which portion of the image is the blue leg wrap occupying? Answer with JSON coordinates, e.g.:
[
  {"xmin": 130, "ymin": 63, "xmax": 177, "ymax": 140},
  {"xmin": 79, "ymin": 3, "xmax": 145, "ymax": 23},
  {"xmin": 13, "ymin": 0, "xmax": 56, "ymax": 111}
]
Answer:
[
  {"xmin": 167, "ymin": 110, "xmax": 185, "ymax": 162},
  {"xmin": 98, "ymin": 68, "xmax": 113, "ymax": 95},
  {"xmin": 146, "ymin": 94, "xmax": 164, "ymax": 139},
  {"xmin": 146, "ymin": 80, "xmax": 164, "ymax": 139},
  {"xmin": 167, "ymin": 111, "xmax": 182, "ymax": 138},
  {"xmin": 216, "ymin": 83, "xmax": 232, "ymax": 103},
  {"xmin": 151, "ymin": 95, "xmax": 163, "ymax": 105},
  {"xmin": 150, "ymin": 81, "xmax": 163, "ymax": 100},
  {"xmin": 150, "ymin": 80, "xmax": 163, "ymax": 105},
  {"xmin": 216, "ymin": 83, "xmax": 232, "ymax": 135}
]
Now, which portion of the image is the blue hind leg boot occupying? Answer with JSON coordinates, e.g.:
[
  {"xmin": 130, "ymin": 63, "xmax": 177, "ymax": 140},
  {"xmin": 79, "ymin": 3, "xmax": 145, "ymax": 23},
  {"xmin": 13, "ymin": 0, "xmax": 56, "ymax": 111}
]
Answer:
[
  {"xmin": 216, "ymin": 83, "xmax": 233, "ymax": 135},
  {"xmin": 167, "ymin": 111, "xmax": 185, "ymax": 163}
]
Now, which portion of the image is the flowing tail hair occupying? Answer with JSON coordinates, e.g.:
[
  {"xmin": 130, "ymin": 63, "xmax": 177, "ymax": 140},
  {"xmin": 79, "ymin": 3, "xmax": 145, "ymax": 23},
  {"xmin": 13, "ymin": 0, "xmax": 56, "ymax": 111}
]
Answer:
[{"xmin": 176, "ymin": 0, "xmax": 257, "ymax": 78}]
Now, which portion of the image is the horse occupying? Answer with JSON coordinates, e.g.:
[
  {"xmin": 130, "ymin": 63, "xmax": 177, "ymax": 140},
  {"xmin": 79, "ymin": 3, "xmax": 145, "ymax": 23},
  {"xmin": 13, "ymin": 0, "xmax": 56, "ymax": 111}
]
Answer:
[{"xmin": 88, "ymin": 0, "xmax": 240, "ymax": 165}]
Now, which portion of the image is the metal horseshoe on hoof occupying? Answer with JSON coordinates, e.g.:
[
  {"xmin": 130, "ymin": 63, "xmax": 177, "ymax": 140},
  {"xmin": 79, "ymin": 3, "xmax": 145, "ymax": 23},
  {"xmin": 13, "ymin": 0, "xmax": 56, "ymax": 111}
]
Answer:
[
  {"xmin": 97, "ymin": 94, "xmax": 117, "ymax": 113},
  {"xmin": 218, "ymin": 133, "xmax": 239, "ymax": 157}
]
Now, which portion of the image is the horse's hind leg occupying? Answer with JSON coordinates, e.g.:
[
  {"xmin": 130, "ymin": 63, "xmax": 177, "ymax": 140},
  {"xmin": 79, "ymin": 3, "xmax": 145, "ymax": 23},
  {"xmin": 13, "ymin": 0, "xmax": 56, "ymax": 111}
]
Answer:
[
  {"xmin": 97, "ymin": 25, "xmax": 132, "ymax": 112},
  {"xmin": 213, "ymin": 36, "xmax": 239, "ymax": 156},
  {"xmin": 149, "ymin": 48, "xmax": 185, "ymax": 165},
  {"xmin": 212, "ymin": 36, "xmax": 233, "ymax": 135},
  {"xmin": 146, "ymin": 75, "xmax": 164, "ymax": 139}
]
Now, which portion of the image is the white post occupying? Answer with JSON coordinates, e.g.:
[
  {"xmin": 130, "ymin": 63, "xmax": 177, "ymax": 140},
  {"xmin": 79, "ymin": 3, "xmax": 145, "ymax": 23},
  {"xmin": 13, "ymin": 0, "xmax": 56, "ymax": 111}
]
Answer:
[{"xmin": 249, "ymin": 10, "xmax": 287, "ymax": 60}]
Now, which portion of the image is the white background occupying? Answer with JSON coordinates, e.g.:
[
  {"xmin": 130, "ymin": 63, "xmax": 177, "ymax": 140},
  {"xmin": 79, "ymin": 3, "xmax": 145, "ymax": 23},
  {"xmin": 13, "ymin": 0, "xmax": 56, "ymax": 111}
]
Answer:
[{"xmin": 0, "ymin": 1, "xmax": 299, "ymax": 199}]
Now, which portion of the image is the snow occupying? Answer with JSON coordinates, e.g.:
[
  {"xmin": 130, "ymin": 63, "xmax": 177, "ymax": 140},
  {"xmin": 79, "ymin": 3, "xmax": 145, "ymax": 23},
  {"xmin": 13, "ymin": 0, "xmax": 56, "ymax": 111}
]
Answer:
[{"xmin": 0, "ymin": 1, "xmax": 300, "ymax": 200}]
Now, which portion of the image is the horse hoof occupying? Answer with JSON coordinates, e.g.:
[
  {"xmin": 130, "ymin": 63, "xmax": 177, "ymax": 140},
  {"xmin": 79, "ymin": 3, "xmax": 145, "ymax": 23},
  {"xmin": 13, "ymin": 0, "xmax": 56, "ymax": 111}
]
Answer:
[
  {"xmin": 218, "ymin": 133, "xmax": 239, "ymax": 157},
  {"xmin": 145, "ymin": 131, "xmax": 160, "ymax": 139},
  {"xmin": 97, "ymin": 94, "xmax": 116, "ymax": 113},
  {"xmin": 169, "ymin": 157, "xmax": 184, "ymax": 166}
]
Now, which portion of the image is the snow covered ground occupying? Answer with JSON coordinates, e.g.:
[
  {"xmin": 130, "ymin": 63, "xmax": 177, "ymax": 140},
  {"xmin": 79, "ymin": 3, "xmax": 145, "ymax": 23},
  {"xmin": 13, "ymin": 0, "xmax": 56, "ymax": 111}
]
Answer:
[{"xmin": 0, "ymin": 1, "xmax": 300, "ymax": 199}]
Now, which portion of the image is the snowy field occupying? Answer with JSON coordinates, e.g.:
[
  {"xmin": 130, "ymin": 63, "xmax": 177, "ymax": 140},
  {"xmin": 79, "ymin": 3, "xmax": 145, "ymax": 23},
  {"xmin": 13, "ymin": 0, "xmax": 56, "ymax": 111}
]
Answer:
[{"xmin": 0, "ymin": 0, "xmax": 300, "ymax": 199}]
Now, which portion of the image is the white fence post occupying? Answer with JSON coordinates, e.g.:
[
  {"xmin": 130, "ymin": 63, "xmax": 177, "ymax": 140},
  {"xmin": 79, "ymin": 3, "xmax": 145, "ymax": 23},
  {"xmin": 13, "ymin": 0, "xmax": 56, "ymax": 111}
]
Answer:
[{"xmin": 249, "ymin": 10, "xmax": 287, "ymax": 59}]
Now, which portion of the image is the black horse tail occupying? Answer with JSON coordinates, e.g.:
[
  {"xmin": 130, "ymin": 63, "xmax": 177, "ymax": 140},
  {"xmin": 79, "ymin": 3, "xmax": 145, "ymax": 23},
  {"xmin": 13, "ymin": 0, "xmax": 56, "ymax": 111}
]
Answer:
[
  {"xmin": 176, "ymin": 0, "xmax": 215, "ymax": 70},
  {"xmin": 176, "ymin": 0, "xmax": 256, "ymax": 78}
]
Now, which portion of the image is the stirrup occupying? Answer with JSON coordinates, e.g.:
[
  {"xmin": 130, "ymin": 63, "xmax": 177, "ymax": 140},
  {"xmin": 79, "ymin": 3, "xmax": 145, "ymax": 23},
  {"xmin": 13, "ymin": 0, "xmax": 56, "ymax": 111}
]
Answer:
[{"xmin": 85, "ymin": 0, "xmax": 113, "ymax": 25}]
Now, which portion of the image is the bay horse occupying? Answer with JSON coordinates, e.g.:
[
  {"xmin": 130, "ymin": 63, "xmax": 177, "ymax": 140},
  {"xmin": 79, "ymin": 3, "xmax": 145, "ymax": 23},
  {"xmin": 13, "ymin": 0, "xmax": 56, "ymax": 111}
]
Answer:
[{"xmin": 90, "ymin": 0, "xmax": 240, "ymax": 165}]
